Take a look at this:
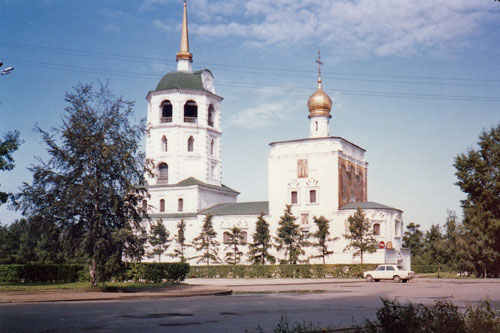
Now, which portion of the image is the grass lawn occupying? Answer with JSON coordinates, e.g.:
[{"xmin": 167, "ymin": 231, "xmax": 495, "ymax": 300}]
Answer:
[
  {"xmin": 416, "ymin": 272, "xmax": 474, "ymax": 279},
  {"xmin": 0, "ymin": 281, "xmax": 180, "ymax": 292}
]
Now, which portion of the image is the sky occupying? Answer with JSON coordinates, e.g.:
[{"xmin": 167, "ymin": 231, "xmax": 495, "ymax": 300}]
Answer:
[{"xmin": 1, "ymin": 0, "xmax": 499, "ymax": 232}]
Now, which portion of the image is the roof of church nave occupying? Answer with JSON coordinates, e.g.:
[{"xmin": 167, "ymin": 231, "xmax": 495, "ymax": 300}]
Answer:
[
  {"xmin": 339, "ymin": 201, "xmax": 402, "ymax": 212},
  {"xmin": 269, "ymin": 136, "xmax": 366, "ymax": 152},
  {"xmin": 143, "ymin": 176, "xmax": 239, "ymax": 194}
]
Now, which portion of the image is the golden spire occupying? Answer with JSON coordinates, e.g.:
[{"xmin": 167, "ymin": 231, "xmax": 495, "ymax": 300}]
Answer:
[
  {"xmin": 176, "ymin": 1, "xmax": 193, "ymax": 62},
  {"xmin": 307, "ymin": 49, "xmax": 332, "ymax": 118}
]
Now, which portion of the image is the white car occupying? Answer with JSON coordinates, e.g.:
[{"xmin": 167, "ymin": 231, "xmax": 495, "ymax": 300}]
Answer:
[{"xmin": 363, "ymin": 264, "xmax": 415, "ymax": 283}]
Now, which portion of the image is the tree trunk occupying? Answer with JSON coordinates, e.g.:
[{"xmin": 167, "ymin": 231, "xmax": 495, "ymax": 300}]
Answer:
[
  {"xmin": 322, "ymin": 255, "xmax": 325, "ymax": 265},
  {"xmin": 360, "ymin": 251, "xmax": 364, "ymax": 265},
  {"xmin": 90, "ymin": 258, "xmax": 97, "ymax": 286},
  {"xmin": 484, "ymin": 266, "xmax": 487, "ymax": 278}
]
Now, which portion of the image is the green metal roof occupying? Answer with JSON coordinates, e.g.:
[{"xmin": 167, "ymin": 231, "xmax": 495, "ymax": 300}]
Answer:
[
  {"xmin": 147, "ymin": 213, "xmax": 198, "ymax": 219},
  {"xmin": 143, "ymin": 177, "xmax": 239, "ymax": 195},
  {"xmin": 155, "ymin": 70, "xmax": 206, "ymax": 92},
  {"xmin": 201, "ymin": 201, "xmax": 269, "ymax": 216},
  {"xmin": 339, "ymin": 201, "xmax": 402, "ymax": 212}
]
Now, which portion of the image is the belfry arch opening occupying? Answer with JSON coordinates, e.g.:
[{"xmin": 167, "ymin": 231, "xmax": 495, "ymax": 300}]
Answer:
[
  {"xmin": 184, "ymin": 100, "xmax": 198, "ymax": 123},
  {"xmin": 208, "ymin": 104, "xmax": 215, "ymax": 126},
  {"xmin": 161, "ymin": 100, "xmax": 172, "ymax": 123}
]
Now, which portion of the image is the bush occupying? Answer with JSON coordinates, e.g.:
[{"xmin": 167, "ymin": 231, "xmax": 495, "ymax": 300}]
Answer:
[
  {"xmin": 357, "ymin": 298, "xmax": 500, "ymax": 333},
  {"xmin": 125, "ymin": 263, "xmax": 190, "ymax": 283},
  {"xmin": 0, "ymin": 264, "xmax": 86, "ymax": 283},
  {"xmin": 188, "ymin": 264, "xmax": 378, "ymax": 279}
]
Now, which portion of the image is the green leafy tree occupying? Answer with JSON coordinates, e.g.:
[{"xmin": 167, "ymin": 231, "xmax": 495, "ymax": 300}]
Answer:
[
  {"xmin": 454, "ymin": 123, "xmax": 500, "ymax": 277},
  {"xmin": 224, "ymin": 226, "xmax": 245, "ymax": 265},
  {"xmin": 403, "ymin": 222, "xmax": 424, "ymax": 260},
  {"xmin": 192, "ymin": 215, "xmax": 220, "ymax": 265},
  {"xmin": 0, "ymin": 130, "xmax": 21, "ymax": 205},
  {"xmin": 170, "ymin": 220, "xmax": 189, "ymax": 262},
  {"xmin": 422, "ymin": 224, "xmax": 447, "ymax": 276},
  {"xmin": 248, "ymin": 213, "xmax": 275, "ymax": 264},
  {"xmin": 147, "ymin": 219, "xmax": 170, "ymax": 263},
  {"xmin": 275, "ymin": 205, "xmax": 306, "ymax": 264},
  {"xmin": 311, "ymin": 216, "xmax": 338, "ymax": 264},
  {"xmin": 16, "ymin": 83, "xmax": 148, "ymax": 285},
  {"xmin": 343, "ymin": 207, "xmax": 377, "ymax": 264}
]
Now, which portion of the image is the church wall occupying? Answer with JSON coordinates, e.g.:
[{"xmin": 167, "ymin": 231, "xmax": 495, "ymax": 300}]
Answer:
[
  {"xmin": 198, "ymin": 187, "xmax": 238, "ymax": 211},
  {"xmin": 147, "ymin": 186, "xmax": 200, "ymax": 214}
]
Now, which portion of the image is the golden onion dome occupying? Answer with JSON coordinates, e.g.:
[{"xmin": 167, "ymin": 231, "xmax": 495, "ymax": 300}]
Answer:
[{"xmin": 308, "ymin": 77, "xmax": 332, "ymax": 119}]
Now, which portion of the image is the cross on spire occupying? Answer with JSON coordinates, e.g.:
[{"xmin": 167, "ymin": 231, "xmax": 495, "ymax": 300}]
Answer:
[{"xmin": 316, "ymin": 49, "xmax": 323, "ymax": 87}]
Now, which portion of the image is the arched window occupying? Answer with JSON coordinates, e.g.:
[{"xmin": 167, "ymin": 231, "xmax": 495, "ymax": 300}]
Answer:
[
  {"xmin": 178, "ymin": 198, "xmax": 183, "ymax": 212},
  {"xmin": 315, "ymin": 121, "xmax": 318, "ymax": 131},
  {"xmin": 162, "ymin": 136, "xmax": 168, "ymax": 152},
  {"xmin": 223, "ymin": 231, "xmax": 231, "ymax": 244},
  {"xmin": 208, "ymin": 104, "xmax": 215, "ymax": 126},
  {"xmin": 309, "ymin": 190, "xmax": 317, "ymax": 203},
  {"xmin": 184, "ymin": 100, "xmax": 197, "ymax": 123},
  {"xmin": 142, "ymin": 200, "xmax": 147, "ymax": 212},
  {"xmin": 291, "ymin": 191, "xmax": 298, "ymax": 204},
  {"xmin": 210, "ymin": 140, "xmax": 214, "ymax": 155},
  {"xmin": 159, "ymin": 199, "xmax": 165, "ymax": 212},
  {"xmin": 160, "ymin": 100, "xmax": 172, "ymax": 123},
  {"xmin": 187, "ymin": 136, "xmax": 194, "ymax": 152},
  {"xmin": 373, "ymin": 223, "xmax": 381, "ymax": 236},
  {"xmin": 158, "ymin": 163, "xmax": 168, "ymax": 184},
  {"xmin": 241, "ymin": 231, "xmax": 248, "ymax": 245}
]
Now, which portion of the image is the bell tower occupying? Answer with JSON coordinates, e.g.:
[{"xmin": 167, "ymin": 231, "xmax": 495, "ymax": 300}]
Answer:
[{"xmin": 144, "ymin": 2, "xmax": 237, "ymax": 215}]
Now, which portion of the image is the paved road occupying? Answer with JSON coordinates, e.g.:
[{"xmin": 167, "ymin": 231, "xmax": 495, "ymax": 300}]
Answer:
[{"xmin": 1, "ymin": 279, "xmax": 499, "ymax": 332}]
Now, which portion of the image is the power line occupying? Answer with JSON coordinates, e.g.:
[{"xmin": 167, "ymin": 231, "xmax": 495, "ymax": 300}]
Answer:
[
  {"xmin": 6, "ymin": 58, "xmax": 500, "ymax": 103},
  {"xmin": 2, "ymin": 40, "xmax": 500, "ymax": 87}
]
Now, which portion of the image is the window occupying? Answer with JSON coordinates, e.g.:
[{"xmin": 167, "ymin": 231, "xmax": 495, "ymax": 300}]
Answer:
[
  {"xmin": 315, "ymin": 121, "xmax": 318, "ymax": 131},
  {"xmin": 241, "ymin": 231, "xmax": 247, "ymax": 245},
  {"xmin": 376, "ymin": 266, "xmax": 385, "ymax": 271},
  {"xmin": 158, "ymin": 163, "xmax": 168, "ymax": 184},
  {"xmin": 162, "ymin": 136, "xmax": 168, "ymax": 152},
  {"xmin": 291, "ymin": 191, "xmax": 298, "ymax": 204},
  {"xmin": 142, "ymin": 200, "xmax": 147, "ymax": 212},
  {"xmin": 178, "ymin": 198, "xmax": 183, "ymax": 212},
  {"xmin": 210, "ymin": 140, "xmax": 214, "ymax": 155},
  {"xmin": 301, "ymin": 214, "xmax": 309, "ymax": 225},
  {"xmin": 187, "ymin": 136, "xmax": 194, "ymax": 152},
  {"xmin": 208, "ymin": 104, "xmax": 215, "ymax": 126},
  {"xmin": 159, "ymin": 199, "xmax": 165, "ymax": 212},
  {"xmin": 184, "ymin": 100, "xmax": 198, "ymax": 123},
  {"xmin": 387, "ymin": 266, "xmax": 395, "ymax": 271},
  {"xmin": 160, "ymin": 100, "xmax": 172, "ymax": 123},
  {"xmin": 223, "ymin": 231, "xmax": 231, "ymax": 244},
  {"xmin": 309, "ymin": 190, "xmax": 316, "ymax": 203},
  {"xmin": 373, "ymin": 223, "xmax": 380, "ymax": 236}
]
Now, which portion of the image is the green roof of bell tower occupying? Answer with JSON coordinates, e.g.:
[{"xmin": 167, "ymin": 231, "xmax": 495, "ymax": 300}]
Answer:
[{"xmin": 155, "ymin": 70, "xmax": 206, "ymax": 92}]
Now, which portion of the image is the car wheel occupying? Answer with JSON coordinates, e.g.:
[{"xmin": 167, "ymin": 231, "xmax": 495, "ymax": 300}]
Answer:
[
  {"xmin": 366, "ymin": 275, "xmax": 373, "ymax": 282},
  {"xmin": 393, "ymin": 275, "xmax": 401, "ymax": 283}
]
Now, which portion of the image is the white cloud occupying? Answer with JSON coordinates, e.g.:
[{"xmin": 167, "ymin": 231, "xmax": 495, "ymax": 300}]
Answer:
[
  {"xmin": 173, "ymin": 0, "xmax": 500, "ymax": 58},
  {"xmin": 229, "ymin": 102, "xmax": 291, "ymax": 129}
]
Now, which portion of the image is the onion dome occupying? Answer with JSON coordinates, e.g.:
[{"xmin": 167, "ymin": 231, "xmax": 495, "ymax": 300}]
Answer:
[{"xmin": 307, "ymin": 77, "xmax": 332, "ymax": 118}]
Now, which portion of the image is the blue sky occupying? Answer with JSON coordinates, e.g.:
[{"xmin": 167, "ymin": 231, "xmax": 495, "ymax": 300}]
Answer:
[{"xmin": 1, "ymin": 0, "xmax": 499, "ymax": 232}]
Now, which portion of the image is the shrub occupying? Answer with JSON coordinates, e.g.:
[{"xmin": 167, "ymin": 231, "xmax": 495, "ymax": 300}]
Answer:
[
  {"xmin": 125, "ymin": 263, "xmax": 190, "ymax": 283},
  {"xmin": 188, "ymin": 264, "xmax": 378, "ymax": 279},
  {"xmin": 0, "ymin": 264, "xmax": 86, "ymax": 283}
]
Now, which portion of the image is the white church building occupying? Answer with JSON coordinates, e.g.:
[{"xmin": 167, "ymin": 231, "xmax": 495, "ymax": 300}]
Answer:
[{"xmin": 142, "ymin": 2, "xmax": 411, "ymax": 268}]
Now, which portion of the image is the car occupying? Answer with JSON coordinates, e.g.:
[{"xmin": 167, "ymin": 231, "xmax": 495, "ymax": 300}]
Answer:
[{"xmin": 363, "ymin": 264, "xmax": 415, "ymax": 283}]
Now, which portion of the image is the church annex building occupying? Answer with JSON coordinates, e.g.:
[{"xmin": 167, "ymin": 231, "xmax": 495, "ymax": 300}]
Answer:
[{"xmin": 141, "ymin": 3, "xmax": 411, "ymax": 269}]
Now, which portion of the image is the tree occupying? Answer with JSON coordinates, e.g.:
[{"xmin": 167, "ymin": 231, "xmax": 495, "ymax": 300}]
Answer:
[
  {"xmin": 224, "ymin": 226, "xmax": 245, "ymax": 265},
  {"xmin": 192, "ymin": 215, "xmax": 220, "ymax": 265},
  {"xmin": 275, "ymin": 205, "xmax": 306, "ymax": 264},
  {"xmin": 147, "ymin": 219, "xmax": 170, "ymax": 263},
  {"xmin": 248, "ymin": 213, "xmax": 275, "ymax": 264},
  {"xmin": 422, "ymin": 224, "xmax": 447, "ymax": 277},
  {"xmin": 170, "ymin": 220, "xmax": 189, "ymax": 262},
  {"xmin": 0, "ymin": 130, "xmax": 21, "ymax": 205},
  {"xmin": 343, "ymin": 207, "xmax": 377, "ymax": 264},
  {"xmin": 403, "ymin": 222, "xmax": 424, "ymax": 260},
  {"xmin": 454, "ymin": 123, "xmax": 500, "ymax": 277},
  {"xmin": 310, "ymin": 216, "xmax": 338, "ymax": 264},
  {"xmin": 16, "ymin": 83, "xmax": 148, "ymax": 285}
]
